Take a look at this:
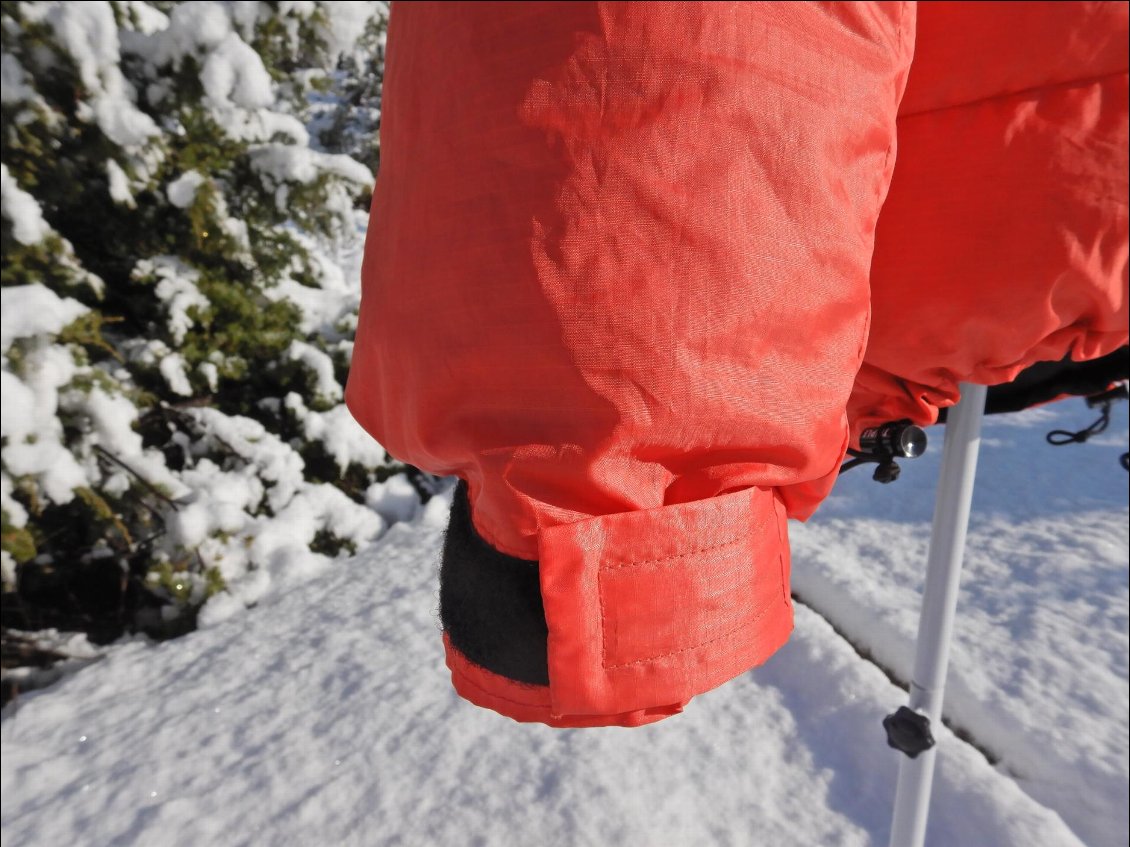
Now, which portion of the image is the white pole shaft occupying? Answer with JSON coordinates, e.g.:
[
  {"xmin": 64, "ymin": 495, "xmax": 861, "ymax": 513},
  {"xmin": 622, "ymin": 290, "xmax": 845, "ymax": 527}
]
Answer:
[{"xmin": 888, "ymin": 382, "xmax": 987, "ymax": 847}]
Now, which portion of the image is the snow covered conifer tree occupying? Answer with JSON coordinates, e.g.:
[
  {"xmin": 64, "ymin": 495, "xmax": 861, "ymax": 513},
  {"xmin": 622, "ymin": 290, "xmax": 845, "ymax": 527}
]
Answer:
[{"xmin": 1, "ymin": 0, "xmax": 405, "ymax": 648}]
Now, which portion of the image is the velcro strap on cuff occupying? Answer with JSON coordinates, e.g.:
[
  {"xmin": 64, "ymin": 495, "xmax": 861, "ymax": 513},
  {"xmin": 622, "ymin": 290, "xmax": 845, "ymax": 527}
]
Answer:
[{"xmin": 539, "ymin": 484, "xmax": 793, "ymax": 717}]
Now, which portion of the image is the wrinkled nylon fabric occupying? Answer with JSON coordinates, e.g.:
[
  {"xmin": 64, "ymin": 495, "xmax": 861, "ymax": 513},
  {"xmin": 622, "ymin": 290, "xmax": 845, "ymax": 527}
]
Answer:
[
  {"xmin": 345, "ymin": 1, "xmax": 1129, "ymax": 726},
  {"xmin": 851, "ymin": 1, "xmax": 1130, "ymax": 435}
]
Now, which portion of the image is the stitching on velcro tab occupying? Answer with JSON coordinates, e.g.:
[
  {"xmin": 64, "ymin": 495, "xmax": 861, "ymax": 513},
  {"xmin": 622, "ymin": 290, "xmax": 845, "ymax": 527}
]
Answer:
[{"xmin": 539, "ymin": 485, "xmax": 793, "ymax": 716}]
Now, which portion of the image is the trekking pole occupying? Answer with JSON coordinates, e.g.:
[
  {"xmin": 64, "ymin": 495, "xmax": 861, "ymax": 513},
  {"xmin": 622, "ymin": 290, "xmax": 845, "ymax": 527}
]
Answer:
[{"xmin": 885, "ymin": 382, "xmax": 987, "ymax": 847}]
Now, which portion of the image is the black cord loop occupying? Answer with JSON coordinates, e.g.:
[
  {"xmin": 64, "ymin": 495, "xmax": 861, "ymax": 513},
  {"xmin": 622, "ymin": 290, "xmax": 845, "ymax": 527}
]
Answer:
[{"xmin": 1046, "ymin": 400, "xmax": 1112, "ymax": 445}]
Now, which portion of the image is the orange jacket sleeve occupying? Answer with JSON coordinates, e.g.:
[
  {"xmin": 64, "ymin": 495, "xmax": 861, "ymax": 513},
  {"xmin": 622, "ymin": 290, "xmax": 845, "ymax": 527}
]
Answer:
[
  {"xmin": 851, "ymin": 0, "xmax": 1129, "ymax": 435},
  {"xmin": 346, "ymin": 1, "xmax": 915, "ymax": 725}
]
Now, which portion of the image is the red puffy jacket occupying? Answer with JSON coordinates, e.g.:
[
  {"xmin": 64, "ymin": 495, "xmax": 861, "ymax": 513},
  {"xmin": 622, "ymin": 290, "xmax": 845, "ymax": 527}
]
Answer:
[{"xmin": 346, "ymin": 1, "xmax": 1129, "ymax": 727}]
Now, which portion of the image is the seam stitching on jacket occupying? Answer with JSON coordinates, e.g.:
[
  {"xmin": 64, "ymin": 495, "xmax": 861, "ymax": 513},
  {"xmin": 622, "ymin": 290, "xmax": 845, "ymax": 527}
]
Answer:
[
  {"xmin": 602, "ymin": 598, "xmax": 778, "ymax": 670},
  {"xmin": 599, "ymin": 535, "xmax": 745, "ymax": 572}
]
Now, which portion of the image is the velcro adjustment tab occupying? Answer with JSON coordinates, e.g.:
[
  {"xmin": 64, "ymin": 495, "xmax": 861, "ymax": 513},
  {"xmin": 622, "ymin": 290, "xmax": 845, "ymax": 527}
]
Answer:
[{"xmin": 538, "ymin": 485, "xmax": 793, "ymax": 717}]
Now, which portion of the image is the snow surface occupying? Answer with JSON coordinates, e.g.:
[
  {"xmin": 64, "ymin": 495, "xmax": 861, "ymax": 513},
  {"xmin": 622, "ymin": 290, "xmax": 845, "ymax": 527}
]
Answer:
[
  {"xmin": 133, "ymin": 256, "xmax": 208, "ymax": 344},
  {"xmin": 165, "ymin": 171, "xmax": 206, "ymax": 209},
  {"xmin": 287, "ymin": 340, "xmax": 343, "ymax": 404},
  {"xmin": 0, "ymin": 164, "xmax": 49, "ymax": 246},
  {"xmin": 0, "ymin": 284, "xmax": 87, "ymax": 351},
  {"xmin": 0, "ymin": 53, "xmax": 35, "ymax": 104},
  {"xmin": 2, "ymin": 399, "xmax": 1126, "ymax": 847},
  {"xmin": 791, "ymin": 399, "xmax": 1130, "ymax": 847},
  {"xmin": 249, "ymin": 143, "xmax": 373, "ymax": 192},
  {"xmin": 0, "ymin": 630, "xmax": 105, "ymax": 697},
  {"xmin": 0, "ymin": 520, "xmax": 1080, "ymax": 847},
  {"xmin": 105, "ymin": 159, "xmax": 135, "ymax": 207},
  {"xmin": 37, "ymin": 1, "xmax": 159, "ymax": 149},
  {"xmin": 1, "ymin": 286, "xmax": 98, "ymax": 514},
  {"xmin": 121, "ymin": 1, "xmax": 272, "ymax": 113}
]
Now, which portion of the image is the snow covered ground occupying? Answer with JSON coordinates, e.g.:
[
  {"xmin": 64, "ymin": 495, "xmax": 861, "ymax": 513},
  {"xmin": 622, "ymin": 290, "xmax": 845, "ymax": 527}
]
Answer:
[
  {"xmin": 791, "ymin": 399, "xmax": 1130, "ymax": 847},
  {"xmin": 1, "ymin": 399, "xmax": 1127, "ymax": 847}
]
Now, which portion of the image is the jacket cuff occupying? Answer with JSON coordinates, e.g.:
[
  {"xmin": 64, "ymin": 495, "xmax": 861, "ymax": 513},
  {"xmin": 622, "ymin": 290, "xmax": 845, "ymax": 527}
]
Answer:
[{"xmin": 440, "ymin": 480, "xmax": 794, "ymax": 727}]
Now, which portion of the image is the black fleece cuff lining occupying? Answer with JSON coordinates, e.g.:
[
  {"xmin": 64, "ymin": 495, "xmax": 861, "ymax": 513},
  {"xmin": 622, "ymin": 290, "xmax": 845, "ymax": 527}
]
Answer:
[{"xmin": 440, "ymin": 480, "xmax": 550, "ymax": 686}]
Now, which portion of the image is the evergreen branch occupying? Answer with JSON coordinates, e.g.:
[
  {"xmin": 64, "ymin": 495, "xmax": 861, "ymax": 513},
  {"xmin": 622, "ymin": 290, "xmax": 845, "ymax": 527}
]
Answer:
[{"xmin": 92, "ymin": 445, "xmax": 182, "ymax": 511}]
